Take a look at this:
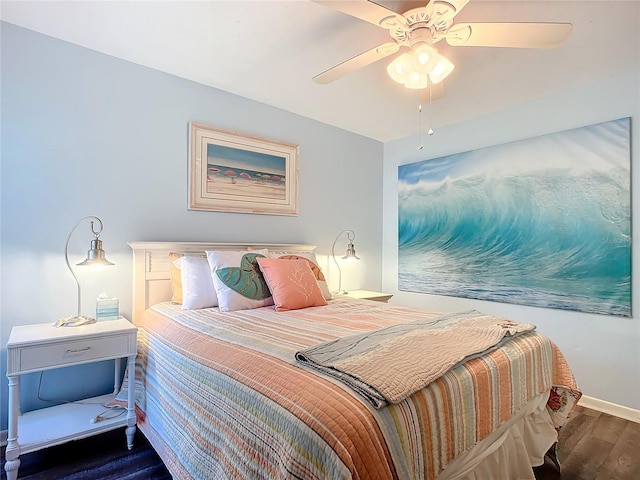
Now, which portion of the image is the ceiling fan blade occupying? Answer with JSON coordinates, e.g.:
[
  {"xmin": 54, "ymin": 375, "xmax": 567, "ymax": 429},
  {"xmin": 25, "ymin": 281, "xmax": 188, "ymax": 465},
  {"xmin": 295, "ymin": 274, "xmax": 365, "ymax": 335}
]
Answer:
[
  {"xmin": 313, "ymin": 0, "xmax": 407, "ymax": 30},
  {"xmin": 431, "ymin": 0, "xmax": 470, "ymax": 23},
  {"xmin": 446, "ymin": 22, "xmax": 572, "ymax": 48},
  {"xmin": 314, "ymin": 42, "xmax": 401, "ymax": 84}
]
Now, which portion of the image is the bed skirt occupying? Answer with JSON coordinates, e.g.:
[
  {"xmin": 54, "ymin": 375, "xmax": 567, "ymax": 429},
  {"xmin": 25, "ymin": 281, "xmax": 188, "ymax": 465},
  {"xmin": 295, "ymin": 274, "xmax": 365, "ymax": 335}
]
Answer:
[{"xmin": 437, "ymin": 391, "xmax": 558, "ymax": 480}]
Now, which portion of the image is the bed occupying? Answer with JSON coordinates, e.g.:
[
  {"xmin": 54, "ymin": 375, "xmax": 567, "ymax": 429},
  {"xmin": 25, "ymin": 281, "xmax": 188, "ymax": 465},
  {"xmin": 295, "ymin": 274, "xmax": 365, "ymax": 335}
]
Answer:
[{"xmin": 125, "ymin": 241, "xmax": 581, "ymax": 480}]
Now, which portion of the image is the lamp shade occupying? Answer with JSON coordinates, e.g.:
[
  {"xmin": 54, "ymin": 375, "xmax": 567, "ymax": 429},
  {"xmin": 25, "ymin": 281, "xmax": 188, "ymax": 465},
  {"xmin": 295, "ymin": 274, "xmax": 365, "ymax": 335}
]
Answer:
[
  {"xmin": 429, "ymin": 55, "xmax": 455, "ymax": 84},
  {"xmin": 405, "ymin": 71, "xmax": 429, "ymax": 89},
  {"xmin": 412, "ymin": 44, "xmax": 439, "ymax": 73},
  {"xmin": 387, "ymin": 53, "xmax": 413, "ymax": 84},
  {"xmin": 342, "ymin": 240, "xmax": 360, "ymax": 261},
  {"xmin": 77, "ymin": 238, "xmax": 114, "ymax": 267}
]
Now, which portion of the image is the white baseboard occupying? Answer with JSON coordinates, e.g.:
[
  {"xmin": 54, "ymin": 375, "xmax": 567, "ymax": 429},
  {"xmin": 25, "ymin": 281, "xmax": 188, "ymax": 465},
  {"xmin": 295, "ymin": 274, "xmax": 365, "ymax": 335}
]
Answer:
[
  {"xmin": 579, "ymin": 395, "xmax": 640, "ymax": 423},
  {"xmin": 1, "ymin": 429, "xmax": 6, "ymax": 447}
]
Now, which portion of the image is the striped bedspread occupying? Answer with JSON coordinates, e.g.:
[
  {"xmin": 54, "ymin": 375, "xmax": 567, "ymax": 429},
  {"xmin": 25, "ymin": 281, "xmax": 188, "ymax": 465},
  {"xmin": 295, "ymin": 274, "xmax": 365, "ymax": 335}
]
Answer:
[{"xmin": 130, "ymin": 298, "xmax": 580, "ymax": 480}]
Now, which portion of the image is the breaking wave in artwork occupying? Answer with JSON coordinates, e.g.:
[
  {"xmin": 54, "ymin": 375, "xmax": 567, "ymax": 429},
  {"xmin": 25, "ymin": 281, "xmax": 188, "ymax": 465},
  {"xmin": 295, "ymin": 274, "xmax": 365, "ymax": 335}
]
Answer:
[{"xmin": 398, "ymin": 118, "xmax": 631, "ymax": 316}]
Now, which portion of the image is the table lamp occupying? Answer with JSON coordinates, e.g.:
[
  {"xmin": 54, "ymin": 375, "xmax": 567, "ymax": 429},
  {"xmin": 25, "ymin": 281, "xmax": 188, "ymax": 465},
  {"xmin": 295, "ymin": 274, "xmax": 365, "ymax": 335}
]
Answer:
[
  {"xmin": 331, "ymin": 229, "xmax": 360, "ymax": 295},
  {"xmin": 54, "ymin": 215, "xmax": 114, "ymax": 327}
]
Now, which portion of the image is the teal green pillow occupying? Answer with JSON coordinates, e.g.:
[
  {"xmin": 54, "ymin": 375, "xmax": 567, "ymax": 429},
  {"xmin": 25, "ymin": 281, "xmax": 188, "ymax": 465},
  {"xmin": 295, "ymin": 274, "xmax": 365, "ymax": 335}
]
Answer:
[{"xmin": 206, "ymin": 249, "xmax": 274, "ymax": 312}]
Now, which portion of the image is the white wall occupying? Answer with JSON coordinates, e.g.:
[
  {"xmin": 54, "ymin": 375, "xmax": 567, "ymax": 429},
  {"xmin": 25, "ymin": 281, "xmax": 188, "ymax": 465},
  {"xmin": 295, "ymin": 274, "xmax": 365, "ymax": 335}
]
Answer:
[
  {"xmin": 383, "ymin": 71, "xmax": 640, "ymax": 410},
  {"xmin": 0, "ymin": 23, "xmax": 384, "ymax": 430}
]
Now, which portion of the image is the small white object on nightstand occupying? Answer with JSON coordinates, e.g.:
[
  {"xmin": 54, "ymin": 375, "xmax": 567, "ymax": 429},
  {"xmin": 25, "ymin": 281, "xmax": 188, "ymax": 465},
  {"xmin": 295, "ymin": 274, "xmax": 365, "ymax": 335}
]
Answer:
[
  {"xmin": 4, "ymin": 317, "xmax": 137, "ymax": 480},
  {"xmin": 344, "ymin": 290, "xmax": 393, "ymax": 303}
]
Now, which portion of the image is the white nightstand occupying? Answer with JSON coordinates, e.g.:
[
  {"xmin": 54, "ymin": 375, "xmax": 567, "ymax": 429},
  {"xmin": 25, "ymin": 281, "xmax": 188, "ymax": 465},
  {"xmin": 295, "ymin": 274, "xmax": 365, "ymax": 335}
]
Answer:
[
  {"xmin": 4, "ymin": 317, "xmax": 137, "ymax": 480},
  {"xmin": 344, "ymin": 290, "xmax": 393, "ymax": 303}
]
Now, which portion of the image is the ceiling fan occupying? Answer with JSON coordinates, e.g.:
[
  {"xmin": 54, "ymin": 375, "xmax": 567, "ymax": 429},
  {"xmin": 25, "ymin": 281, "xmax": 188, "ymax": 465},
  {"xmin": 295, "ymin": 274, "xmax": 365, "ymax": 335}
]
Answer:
[{"xmin": 312, "ymin": 0, "xmax": 572, "ymax": 93}]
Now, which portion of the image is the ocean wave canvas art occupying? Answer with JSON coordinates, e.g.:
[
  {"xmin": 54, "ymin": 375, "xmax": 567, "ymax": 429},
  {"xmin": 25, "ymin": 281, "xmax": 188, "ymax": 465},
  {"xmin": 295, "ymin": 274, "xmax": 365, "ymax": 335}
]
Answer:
[{"xmin": 398, "ymin": 118, "xmax": 631, "ymax": 317}]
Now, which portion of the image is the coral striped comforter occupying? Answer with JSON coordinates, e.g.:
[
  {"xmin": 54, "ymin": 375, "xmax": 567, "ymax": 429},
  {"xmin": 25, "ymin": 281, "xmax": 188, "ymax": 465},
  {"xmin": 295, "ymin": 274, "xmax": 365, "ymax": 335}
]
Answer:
[{"xmin": 131, "ymin": 298, "xmax": 580, "ymax": 480}]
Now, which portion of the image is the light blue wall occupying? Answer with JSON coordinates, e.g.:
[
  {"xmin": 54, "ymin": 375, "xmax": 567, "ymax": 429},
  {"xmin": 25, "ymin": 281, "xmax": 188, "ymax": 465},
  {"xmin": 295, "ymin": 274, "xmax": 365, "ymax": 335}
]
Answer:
[
  {"xmin": 0, "ymin": 23, "xmax": 384, "ymax": 430},
  {"xmin": 383, "ymin": 71, "xmax": 640, "ymax": 410}
]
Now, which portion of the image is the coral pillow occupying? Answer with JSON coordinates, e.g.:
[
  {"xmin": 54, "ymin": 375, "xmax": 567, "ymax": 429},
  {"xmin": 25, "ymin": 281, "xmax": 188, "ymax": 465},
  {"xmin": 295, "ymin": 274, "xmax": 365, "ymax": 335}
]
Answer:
[
  {"xmin": 257, "ymin": 258, "xmax": 327, "ymax": 311},
  {"xmin": 268, "ymin": 252, "xmax": 332, "ymax": 301}
]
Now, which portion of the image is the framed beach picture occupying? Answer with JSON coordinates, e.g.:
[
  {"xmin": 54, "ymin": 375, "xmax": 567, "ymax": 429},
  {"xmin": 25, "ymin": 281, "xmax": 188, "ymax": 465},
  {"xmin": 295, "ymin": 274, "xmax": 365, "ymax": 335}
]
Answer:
[
  {"xmin": 189, "ymin": 123, "xmax": 299, "ymax": 215},
  {"xmin": 398, "ymin": 117, "xmax": 631, "ymax": 317}
]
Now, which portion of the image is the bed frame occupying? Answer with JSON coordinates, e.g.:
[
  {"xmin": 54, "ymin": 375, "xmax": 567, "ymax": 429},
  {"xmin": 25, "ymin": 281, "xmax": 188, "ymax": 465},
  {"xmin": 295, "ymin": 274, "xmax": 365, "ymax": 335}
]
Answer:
[{"xmin": 128, "ymin": 241, "xmax": 316, "ymax": 323}]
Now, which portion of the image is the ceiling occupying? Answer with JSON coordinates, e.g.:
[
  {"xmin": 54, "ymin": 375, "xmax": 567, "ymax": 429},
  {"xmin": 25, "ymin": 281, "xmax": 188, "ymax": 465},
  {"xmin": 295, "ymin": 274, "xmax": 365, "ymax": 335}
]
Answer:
[{"xmin": 1, "ymin": 0, "xmax": 639, "ymax": 142}]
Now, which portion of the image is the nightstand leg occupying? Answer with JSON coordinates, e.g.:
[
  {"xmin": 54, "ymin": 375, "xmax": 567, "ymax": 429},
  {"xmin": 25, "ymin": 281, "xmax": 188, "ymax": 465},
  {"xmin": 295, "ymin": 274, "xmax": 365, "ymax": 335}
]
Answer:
[
  {"xmin": 125, "ymin": 354, "xmax": 137, "ymax": 450},
  {"xmin": 113, "ymin": 357, "xmax": 122, "ymax": 394},
  {"xmin": 126, "ymin": 425, "xmax": 136, "ymax": 450},
  {"xmin": 4, "ymin": 459, "xmax": 19, "ymax": 480},
  {"xmin": 5, "ymin": 375, "xmax": 20, "ymax": 480}
]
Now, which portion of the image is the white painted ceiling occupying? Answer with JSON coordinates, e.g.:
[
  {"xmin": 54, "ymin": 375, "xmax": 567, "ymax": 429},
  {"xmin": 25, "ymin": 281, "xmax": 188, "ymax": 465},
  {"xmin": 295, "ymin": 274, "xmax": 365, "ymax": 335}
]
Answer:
[{"xmin": 1, "ymin": 0, "xmax": 639, "ymax": 142}]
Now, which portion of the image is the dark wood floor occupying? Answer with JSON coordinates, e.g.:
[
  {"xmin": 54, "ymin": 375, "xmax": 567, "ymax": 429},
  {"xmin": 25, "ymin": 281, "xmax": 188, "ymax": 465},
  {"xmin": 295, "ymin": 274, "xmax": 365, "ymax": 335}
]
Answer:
[
  {"xmin": 0, "ymin": 429, "xmax": 171, "ymax": 480},
  {"xmin": 534, "ymin": 405, "xmax": 640, "ymax": 480},
  {"xmin": 1, "ymin": 405, "xmax": 638, "ymax": 479}
]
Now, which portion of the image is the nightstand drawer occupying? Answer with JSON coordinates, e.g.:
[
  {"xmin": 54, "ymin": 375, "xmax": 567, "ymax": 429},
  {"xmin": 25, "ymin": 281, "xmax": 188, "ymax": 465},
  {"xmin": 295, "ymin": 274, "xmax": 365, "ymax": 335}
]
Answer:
[{"xmin": 19, "ymin": 334, "xmax": 130, "ymax": 371}]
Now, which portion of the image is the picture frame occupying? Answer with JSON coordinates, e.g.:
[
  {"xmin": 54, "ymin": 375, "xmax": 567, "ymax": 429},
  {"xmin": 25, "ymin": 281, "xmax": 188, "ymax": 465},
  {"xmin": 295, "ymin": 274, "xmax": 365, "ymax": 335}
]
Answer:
[{"xmin": 189, "ymin": 122, "xmax": 299, "ymax": 215}]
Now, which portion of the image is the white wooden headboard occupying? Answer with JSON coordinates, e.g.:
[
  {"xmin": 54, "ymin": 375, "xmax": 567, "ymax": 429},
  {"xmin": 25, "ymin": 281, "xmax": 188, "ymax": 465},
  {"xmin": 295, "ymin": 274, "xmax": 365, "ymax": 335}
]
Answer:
[{"xmin": 128, "ymin": 241, "xmax": 316, "ymax": 324}]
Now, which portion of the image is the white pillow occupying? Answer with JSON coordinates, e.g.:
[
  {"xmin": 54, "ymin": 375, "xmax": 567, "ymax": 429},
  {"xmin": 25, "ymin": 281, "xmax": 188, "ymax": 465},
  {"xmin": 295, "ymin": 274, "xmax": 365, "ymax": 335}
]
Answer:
[
  {"xmin": 206, "ymin": 249, "xmax": 273, "ymax": 312},
  {"xmin": 177, "ymin": 256, "xmax": 218, "ymax": 310}
]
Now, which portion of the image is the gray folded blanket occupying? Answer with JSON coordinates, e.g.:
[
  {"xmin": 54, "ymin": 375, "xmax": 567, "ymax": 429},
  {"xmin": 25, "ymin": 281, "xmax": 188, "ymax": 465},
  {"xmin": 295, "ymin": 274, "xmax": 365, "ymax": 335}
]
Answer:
[{"xmin": 295, "ymin": 310, "xmax": 535, "ymax": 409}]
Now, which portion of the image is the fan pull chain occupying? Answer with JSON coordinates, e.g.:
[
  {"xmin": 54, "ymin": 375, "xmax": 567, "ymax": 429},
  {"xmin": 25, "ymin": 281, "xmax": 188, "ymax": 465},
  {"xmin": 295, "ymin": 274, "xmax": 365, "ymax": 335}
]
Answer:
[
  {"xmin": 427, "ymin": 79, "xmax": 434, "ymax": 137},
  {"xmin": 417, "ymin": 102, "xmax": 424, "ymax": 150},
  {"xmin": 417, "ymin": 82, "xmax": 434, "ymax": 151}
]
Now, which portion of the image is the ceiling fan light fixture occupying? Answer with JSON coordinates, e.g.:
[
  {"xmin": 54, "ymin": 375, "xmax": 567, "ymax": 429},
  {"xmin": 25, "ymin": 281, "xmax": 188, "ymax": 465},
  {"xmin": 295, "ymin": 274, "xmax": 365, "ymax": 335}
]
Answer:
[
  {"xmin": 411, "ymin": 44, "xmax": 438, "ymax": 73},
  {"xmin": 405, "ymin": 71, "xmax": 429, "ymax": 89},
  {"xmin": 387, "ymin": 46, "xmax": 454, "ymax": 89},
  {"xmin": 387, "ymin": 53, "xmax": 413, "ymax": 83},
  {"xmin": 428, "ymin": 54, "xmax": 454, "ymax": 84}
]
